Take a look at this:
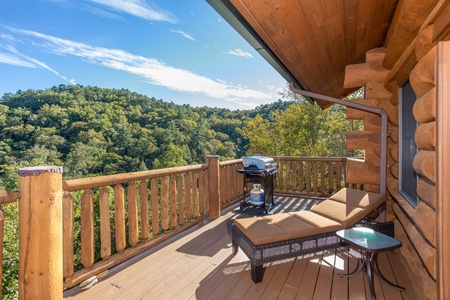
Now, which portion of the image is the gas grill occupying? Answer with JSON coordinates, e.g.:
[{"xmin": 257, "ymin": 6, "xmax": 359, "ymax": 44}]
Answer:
[{"xmin": 237, "ymin": 156, "xmax": 278, "ymax": 213}]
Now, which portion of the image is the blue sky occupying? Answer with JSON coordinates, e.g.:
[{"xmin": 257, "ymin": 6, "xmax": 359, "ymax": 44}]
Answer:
[{"xmin": 0, "ymin": 0, "xmax": 287, "ymax": 110}]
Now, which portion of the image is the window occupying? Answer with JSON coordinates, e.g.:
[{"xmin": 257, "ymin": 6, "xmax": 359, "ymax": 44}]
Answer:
[{"xmin": 399, "ymin": 80, "xmax": 418, "ymax": 207}]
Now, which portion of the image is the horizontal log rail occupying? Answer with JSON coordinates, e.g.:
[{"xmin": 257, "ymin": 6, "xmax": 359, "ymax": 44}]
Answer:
[
  {"xmin": 62, "ymin": 164, "xmax": 210, "ymax": 289},
  {"xmin": 0, "ymin": 190, "xmax": 20, "ymax": 300},
  {"xmin": 63, "ymin": 164, "xmax": 208, "ymax": 191},
  {"xmin": 0, "ymin": 190, "xmax": 20, "ymax": 205},
  {"xmin": 271, "ymin": 157, "xmax": 362, "ymax": 197}
]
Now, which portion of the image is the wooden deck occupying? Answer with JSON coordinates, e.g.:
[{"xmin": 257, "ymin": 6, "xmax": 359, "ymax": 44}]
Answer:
[{"xmin": 64, "ymin": 195, "xmax": 417, "ymax": 300}]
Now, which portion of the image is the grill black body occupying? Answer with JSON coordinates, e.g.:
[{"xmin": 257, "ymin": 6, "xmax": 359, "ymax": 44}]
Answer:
[{"xmin": 237, "ymin": 158, "xmax": 278, "ymax": 213}]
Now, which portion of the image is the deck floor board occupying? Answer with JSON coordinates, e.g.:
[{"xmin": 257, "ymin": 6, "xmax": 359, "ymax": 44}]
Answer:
[{"xmin": 64, "ymin": 195, "xmax": 416, "ymax": 300}]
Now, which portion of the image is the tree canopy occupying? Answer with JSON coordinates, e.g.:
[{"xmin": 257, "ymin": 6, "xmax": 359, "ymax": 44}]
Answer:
[
  {"xmin": 238, "ymin": 85, "xmax": 364, "ymax": 157},
  {"xmin": 0, "ymin": 84, "xmax": 292, "ymax": 189}
]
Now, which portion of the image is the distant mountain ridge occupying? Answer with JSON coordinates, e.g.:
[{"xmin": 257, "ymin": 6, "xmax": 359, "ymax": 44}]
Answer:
[{"xmin": 0, "ymin": 84, "xmax": 292, "ymax": 185}]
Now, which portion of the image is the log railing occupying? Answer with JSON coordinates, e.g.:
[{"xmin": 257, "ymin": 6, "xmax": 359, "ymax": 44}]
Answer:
[
  {"xmin": 272, "ymin": 156, "xmax": 361, "ymax": 197},
  {"xmin": 61, "ymin": 163, "xmax": 210, "ymax": 289},
  {"xmin": 219, "ymin": 159, "xmax": 244, "ymax": 206},
  {"xmin": 6, "ymin": 155, "xmax": 363, "ymax": 298},
  {"xmin": 0, "ymin": 190, "xmax": 20, "ymax": 300}
]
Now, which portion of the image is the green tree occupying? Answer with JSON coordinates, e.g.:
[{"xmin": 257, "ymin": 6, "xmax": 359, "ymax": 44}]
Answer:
[
  {"xmin": 152, "ymin": 144, "xmax": 189, "ymax": 169},
  {"xmin": 236, "ymin": 114, "xmax": 282, "ymax": 155}
]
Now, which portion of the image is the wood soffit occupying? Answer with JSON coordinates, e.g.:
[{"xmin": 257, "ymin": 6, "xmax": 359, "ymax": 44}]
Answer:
[{"xmin": 227, "ymin": 0, "xmax": 398, "ymax": 105}]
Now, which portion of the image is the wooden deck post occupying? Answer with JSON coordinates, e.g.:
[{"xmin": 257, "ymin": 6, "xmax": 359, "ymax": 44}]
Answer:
[
  {"xmin": 206, "ymin": 155, "xmax": 220, "ymax": 219},
  {"xmin": 18, "ymin": 166, "xmax": 63, "ymax": 300}
]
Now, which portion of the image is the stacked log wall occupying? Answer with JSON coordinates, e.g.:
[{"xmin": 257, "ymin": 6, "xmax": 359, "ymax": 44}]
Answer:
[
  {"xmin": 343, "ymin": 48, "xmax": 396, "ymax": 222},
  {"xmin": 343, "ymin": 2, "xmax": 450, "ymax": 299},
  {"xmin": 381, "ymin": 1, "xmax": 450, "ymax": 297}
]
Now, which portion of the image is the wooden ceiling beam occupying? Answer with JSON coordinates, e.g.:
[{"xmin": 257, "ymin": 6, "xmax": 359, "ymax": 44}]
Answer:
[
  {"xmin": 221, "ymin": 0, "xmax": 398, "ymax": 101},
  {"xmin": 383, "ymin": 0, "xmax": 439, "ymax": 69}
]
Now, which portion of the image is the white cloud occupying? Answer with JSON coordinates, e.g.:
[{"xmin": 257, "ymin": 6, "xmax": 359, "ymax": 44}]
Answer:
[
  {"xmin": 44, "ymin": 0, "xmax": 177, "ymax": 23},
  {"xmin": 170, "ymin": 29, "xmax": 195, "ymax": 41},
  {"xmin": 0, "ymin": 52, "xmax": 37, "ymax": 68},
  {"xmin": 5, "ymin": 27, "xmax": 271, "ymax": 103},
  {"xmin": 227, "ymin": 49, "xmax": 252, "ymax": 59},
  {"xmin": 1, "ymin": 44, "xmax": 75, "ymax": 83},
  {"xmin": 0, "ymin": 33, "xmax": 17, "ymax": 41},
  {"xmin": 87, "ymin": 0, "xmax": 177, "ymax": 23}
]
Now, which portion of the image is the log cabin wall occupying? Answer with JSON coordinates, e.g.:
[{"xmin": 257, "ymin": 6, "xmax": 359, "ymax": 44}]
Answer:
[{"xmin": 343, "ymin": 1, "xmax": 450, "ymax": 299}]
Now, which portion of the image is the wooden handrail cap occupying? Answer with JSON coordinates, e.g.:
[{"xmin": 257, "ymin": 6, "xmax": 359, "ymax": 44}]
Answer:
[{"xmin": 18, "ymin": 166, "xmax": 63, "ymax": 177}]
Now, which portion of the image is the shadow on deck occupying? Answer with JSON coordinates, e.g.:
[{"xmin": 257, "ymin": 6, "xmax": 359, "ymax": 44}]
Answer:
[{"xmin": 64, "ymin": 195, "xmax": 417, "ymax": 300}]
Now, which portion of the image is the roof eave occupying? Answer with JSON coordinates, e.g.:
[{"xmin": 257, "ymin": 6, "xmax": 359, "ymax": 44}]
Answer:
[{"xmin": 206, "ymin": 0, "xmax": 313, "ymax": 104}]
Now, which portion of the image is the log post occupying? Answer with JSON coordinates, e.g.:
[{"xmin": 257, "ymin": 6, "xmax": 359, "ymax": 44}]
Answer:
[
  {"xmin": 18, "ymin": 166, "xmax": 63, "ymax": 300},
  {"xmin": 206, "ymin": 155, "xmax": 220, "ymax": 219},
  {"xmin": 0, "ymin": 210, "xmax": 4, "ymax": 297}
]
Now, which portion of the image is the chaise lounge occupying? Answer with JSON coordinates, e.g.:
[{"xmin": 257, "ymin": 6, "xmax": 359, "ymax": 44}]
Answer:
[{"xmin": 231, "ymin": 188, "xmax": 393, "ymax": 283}]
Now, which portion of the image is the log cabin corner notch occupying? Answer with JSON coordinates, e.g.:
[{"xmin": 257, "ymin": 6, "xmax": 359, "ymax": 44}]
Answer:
[{"xmin": 206, "ymin": 1, "xmax": 450, "ymax": 299}]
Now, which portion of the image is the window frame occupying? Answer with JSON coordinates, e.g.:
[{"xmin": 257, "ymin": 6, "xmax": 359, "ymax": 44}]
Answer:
[{"xmin": 399, "ymin": 79, "xmax": 419, "ymax": 207}]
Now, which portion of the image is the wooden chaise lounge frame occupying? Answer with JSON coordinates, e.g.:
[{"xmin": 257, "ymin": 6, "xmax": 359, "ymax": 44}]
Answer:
[{"xmin": 231, "ymin": 188, "xmax": 393, "ymax": 283}]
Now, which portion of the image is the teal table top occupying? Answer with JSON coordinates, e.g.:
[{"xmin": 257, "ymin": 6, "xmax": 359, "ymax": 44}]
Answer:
[{"xmin": 336, "ymin": 227, "xmax": 401, "ymax": 252}]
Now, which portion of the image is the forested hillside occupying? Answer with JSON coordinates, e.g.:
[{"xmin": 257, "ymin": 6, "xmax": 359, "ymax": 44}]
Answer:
[
  {"xmin": 0, "ymin": 84, "xmax": 291, "ymax": 188},
  {"xmin": 0, "ymin": 85, "xmax": 362, "ymax": 299}
]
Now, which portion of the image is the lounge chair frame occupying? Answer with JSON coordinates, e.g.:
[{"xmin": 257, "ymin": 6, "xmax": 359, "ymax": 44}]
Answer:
[{"xmin": 231, "ymin": 218, "xmax": 394, "ymax": 283}]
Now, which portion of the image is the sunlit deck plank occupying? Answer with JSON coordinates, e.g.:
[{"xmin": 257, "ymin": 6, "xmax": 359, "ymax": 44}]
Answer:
[
  {"xmin": 138, "ymin": 234, "xmax": 231, "ymax": 299},
  {"xmin": 158, "ymin": 240, "xmax": 233, "ymax": 299},
  {"xmin": 377, "ymin": 253, "xmax": 404, "ymax": 299},
  {"xmin": 313, "ymin": 249, "xmax": 337, "ymax": 299},
  {"xmin": 347, "ymin": 249, "xmax": 369, "ymax": 299},
  {"xmin": 278, "ymin": 256, "xmax": 309, "ymax": 299},
  {"xmin": 387, "ymin": 250, "xmax": 418, "ymax": 299},
  {"xmin": 297, "ymin": 254, "xmax": 321, "ymax": 299},
  {"xmin": 260, "ymin": 259, "xmax": 295, "ymax": 299},
  {"xmin": 329, "ymin": 248, "xmax": 349, "ymax": 299},
  {"xmin": 65, "ymin": 196, "xmax": 413, "ymax": 300}
]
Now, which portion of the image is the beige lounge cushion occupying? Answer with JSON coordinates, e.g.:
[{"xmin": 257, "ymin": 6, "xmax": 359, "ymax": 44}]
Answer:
[
  {"xmin": 234, "ymin": 214, "xmax": 318, "ymax": 245},
  {"xmin": 310, "ymin": 199, "xmax": 365, "ymax": 228},
  {"xmin": 288, "ymin": 211, "xmax": 343, "ymax": 234},
  {"xmin": 261, "ymin": 214, "xmax": 318, "ymax": 239},
  {"xmin": 234, "ymin": 188, "xmax": 386, "ymax": 245},
  {"xmin": 328, "ymin": 188, "xmax": 385, "ymax": 213},
  {"xmin": 234, "ymin": 217, "xmax": 290, "ymax": 245}
]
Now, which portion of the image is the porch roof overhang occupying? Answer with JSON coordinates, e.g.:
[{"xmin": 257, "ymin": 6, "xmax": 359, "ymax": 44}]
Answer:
[{"xmin": 206, "ymin": 0, "xmax": 398, "ymax": 108}]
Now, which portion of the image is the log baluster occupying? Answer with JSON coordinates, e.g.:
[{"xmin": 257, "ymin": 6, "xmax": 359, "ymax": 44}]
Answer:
[
  {"xmin": 306, "ymin": 161, "xmax": 311, "ymax": 193},
  {"xmin": 299, "ymin": 160, "xmax": 304, "ymax": 192},
  {"xmin": 170, "ymin": 176, "xmax": 177, "ymax": 228},
  {"xmin": 199, "ymin": 171, "xmax": 205, "ymax": 216},
  {"xmin": 193, "ymin": 173, "xmax": 199, "ymax": 217},
  {"xmin": 177, "ymin": 175, "xmax": 184, "ymax": 224},
  {"xmin": 114, "ymin": 184, "xmax": 126, "ymax": 252},
  {"xmin": 336, "ymin": 162, "xmax": 342, "ymax": 191},
  {"xmin": 313, "ymin": 162, "xmax": 318, "ymax": 194},
  {"xmin": 99, "ymin": 187, "xmax": 111, "ymax": 260},
  {"xmin": 139, "ymin": 180, "xmax": 149, "ymax": 240},
  {"xmin": 292, "ymin": 161, "xmax": 297, "ymax": 192},
  {"xmin": 286, "ymin": 161, "xmax": 291, "ymax": 191},
  {"xmin": 321, "ymin": 162, "xmax": 326, "ymax": 194},
  {"xmin": 185, "ymin": 173, "xmax": 192, "ymax": 220},
  {"xmin": 161, "ymin": 177, "xmax": 169, "ymax": 231},
  {"xmin": 127, "ymin": 183, "xmax": 139, "ymax": 247},
  {"xmin": 151, "ymin": 179, "xmax": 159, "ymax": 236},
  {"xmin": 81, "ymin": 189, "xmax": 94, "ymax": 268},
  {"xmin": 63, "ymin": 191, "xmax": 74, "ymax": 280},
  {"xmin": 328, "ymin": 162, "xmax": 334, "ymax": 194}
]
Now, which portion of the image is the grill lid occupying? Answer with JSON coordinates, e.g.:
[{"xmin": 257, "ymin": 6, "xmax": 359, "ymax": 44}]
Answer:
[{"xmin": 243, "ymin": 156, "xmax": 277, "ymax": 171}]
